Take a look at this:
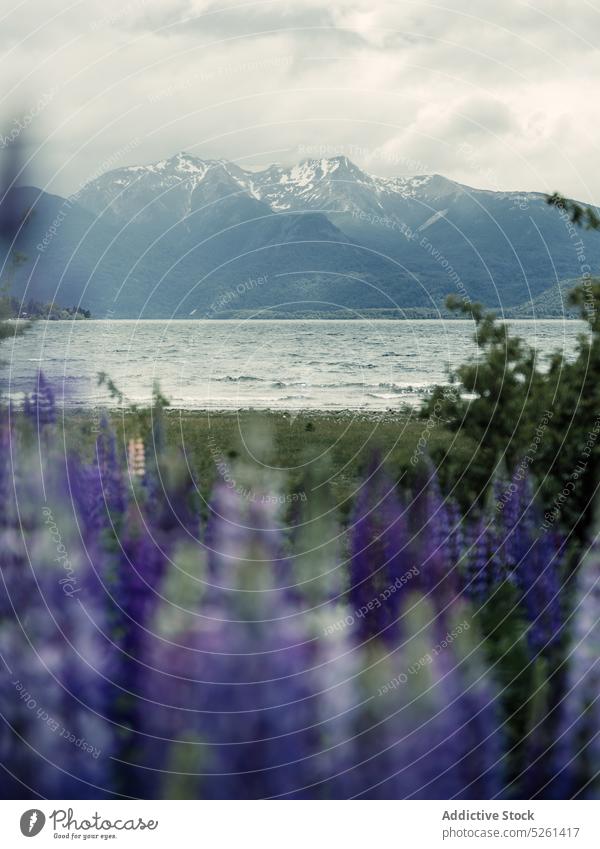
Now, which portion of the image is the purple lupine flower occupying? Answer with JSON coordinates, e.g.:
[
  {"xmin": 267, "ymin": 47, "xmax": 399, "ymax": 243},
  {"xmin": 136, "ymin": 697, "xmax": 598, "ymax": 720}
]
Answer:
[
  {"xmin": 87, "ymin": 546, "xmax": 171, "ymax": 793},
  {"xmin": 144, "ymin": 446, "xmax": 199, "ymax": 538},
  {"xmin": 517, "ymin": 684, "xmax": 574, "ymax": 800},
  {"xmin": 205, "ymin": 482, "xmax": 294, "ymax": 614},
  {"xmin": 552, "ymin": 524, "xmax": 600, "ymax": 798},
  {"xmin": 92, "ymin": 493, "xmax": 174, "ymax": 796},
  {"xmin": 496, "ymin": 472, "xmax": 564, "ymax": 656},
  {"xmin": 140, "ymin": 610, "xmax": 321, "ymax": 799},
  {"xmin": 108, "ymin": 479, "xmax": 296, "ymax": 799},
  {"xmin": 514, "ymin": 530, "xmax": 564, "ymax": 656},
  {"xmin": 492, "ymin": 471, "xmax": 535, "ymax": 584},
  {"xmin": 1, "ymin": 598, "xmax": 113, "ymax": 798},
  {"xmin": 407, "ymin": 465, "xmax": 460, "ymax": 617},
  {"xmin": 67, "ymin": 453, "xmax": 111, "ymax": 537},
  {"xmin": 133, "ymin": 484, "xmax": 325, "ymax": 799},
  {"xmin": 418, "ymin": 627, "xmax": 503, "ymax": 800},
  {"xmin": 0, "ymin": 430, "xmax": 113, "ymax": 798},
  {"xmin": 348, "ymin": 464, "xmax": 409, "ymax": 643},
  {"xmin": 447, "ymin": 501, "xmax": 466, "ymax": 573},
  {"xmin": 345, "ymin": 600, "xmax": 503, "ymax": 799},
  {"xmin": 462, "ymin": 517, "xmax": 491, "ymax": 603},
  {"xmin": 490, "ymin": 469, "xmax": 564, "ymax": 656},
  {"xmin": 114, "ymin": 510, "xmax": 168, "ymax": 632},
  {"xmin": 0, "ymin": 411, "xmax": 14, "ymax": 530}
]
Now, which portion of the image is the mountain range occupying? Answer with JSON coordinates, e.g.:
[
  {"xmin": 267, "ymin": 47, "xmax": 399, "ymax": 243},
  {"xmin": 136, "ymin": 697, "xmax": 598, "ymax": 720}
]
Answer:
[{"xmin": 5, "ymin": 152, "xmax": 597, "ymax": 318}]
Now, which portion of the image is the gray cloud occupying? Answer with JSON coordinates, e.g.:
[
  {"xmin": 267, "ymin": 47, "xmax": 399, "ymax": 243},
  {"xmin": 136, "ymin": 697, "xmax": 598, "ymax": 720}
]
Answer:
[{"xmin": 0, "ymin": 0, "xmax": 599, "ymax": 203}]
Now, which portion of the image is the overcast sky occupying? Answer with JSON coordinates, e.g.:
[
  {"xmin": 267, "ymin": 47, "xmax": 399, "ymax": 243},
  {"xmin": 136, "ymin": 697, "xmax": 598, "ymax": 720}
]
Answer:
[{"xmin": 2, "ymin": 0, "xmax": 599, "ymax": 201}]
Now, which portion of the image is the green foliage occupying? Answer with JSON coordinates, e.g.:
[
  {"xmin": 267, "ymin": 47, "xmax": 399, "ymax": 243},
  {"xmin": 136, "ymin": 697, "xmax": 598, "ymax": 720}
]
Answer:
[
  {"xmin": 97, "ymin": 371, "xmax": 125, "ymax": 405},
  {"xmin": 423, "ymin": 295, "xmax": 547, "ymax": 504},
  {"xmin": 424, "ymin": 282, "xmax": 600, "ymax": 540},
  {"xmin": 547, "ymin": 192, "xmax": 600, "ymax": 231}
]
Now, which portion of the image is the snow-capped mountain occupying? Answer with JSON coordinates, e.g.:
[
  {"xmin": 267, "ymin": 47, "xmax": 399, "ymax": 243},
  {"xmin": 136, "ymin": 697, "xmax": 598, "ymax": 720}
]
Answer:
[
  {"xmin": 8, "ymin": 152, "xmax": 599, "ymax": 318},
  {"xmin": 76, "ymin": 151, "xmax": 473, "ymax": 224},
  {"xmin": 249, "ymin": 157, "xmax": 466, "ymax": 215},
  {"xmin": 250, "ymin": 155, "xmax": 389, "ymax": 213},
  {"xmin": 76, "ymin": 152, "xmax": 261, "ymax": 227}
]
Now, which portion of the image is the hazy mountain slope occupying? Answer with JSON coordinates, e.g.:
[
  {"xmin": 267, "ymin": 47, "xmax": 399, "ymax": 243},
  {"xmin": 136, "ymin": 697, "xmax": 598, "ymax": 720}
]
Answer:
[
  {"xmin": 7, "ymin": 180, "xmax": 413, "ymax": 317},
  {"xmin": 6, "ymin": 154, "xmax": 598, "ymax": 317}
]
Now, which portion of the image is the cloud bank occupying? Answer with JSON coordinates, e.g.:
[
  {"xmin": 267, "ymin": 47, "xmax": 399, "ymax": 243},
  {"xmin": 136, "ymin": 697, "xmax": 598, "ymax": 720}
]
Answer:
[{"xmin": 1, "ymin": 0, "xmax": 599, "ymax": 201}]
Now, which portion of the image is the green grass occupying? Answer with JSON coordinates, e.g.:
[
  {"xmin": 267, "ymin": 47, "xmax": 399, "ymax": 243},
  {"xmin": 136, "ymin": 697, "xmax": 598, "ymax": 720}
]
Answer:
[{"xmin": 60, "ymin": 407, "xmax": 474, "ymax": 517}]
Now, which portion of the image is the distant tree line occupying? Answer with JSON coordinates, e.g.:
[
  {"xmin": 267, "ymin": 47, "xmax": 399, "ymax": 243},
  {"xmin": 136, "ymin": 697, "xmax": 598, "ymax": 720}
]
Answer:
[{"xmin": 0, "ymin": 295, "xmax": 91, "ymax": 321}]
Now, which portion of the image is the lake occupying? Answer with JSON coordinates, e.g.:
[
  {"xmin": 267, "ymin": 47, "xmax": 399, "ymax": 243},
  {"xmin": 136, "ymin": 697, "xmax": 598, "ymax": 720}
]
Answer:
[{"xmin": 0, "ymin": 319, "xmax": 587, "ymax": 410}]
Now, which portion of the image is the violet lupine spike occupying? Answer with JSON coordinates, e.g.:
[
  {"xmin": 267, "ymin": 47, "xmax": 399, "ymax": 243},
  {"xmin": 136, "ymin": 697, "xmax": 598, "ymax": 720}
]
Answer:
[
  {"xmin": 0, "ymin": 621, "xmax": 112, "ymax": 798},
  {"xmin": 514, "ymin": 530, "xmax": 564, "ymax": 657},
  {"xmin": 463, "ymin": 517, "xmax": 491, "ymax": 603},
  {"xmin": 552, "ymin": 525, "xmax": 600, "ymax": 798},
  {"xmin": 406, "ymin": 466, "xmax": 459, "ymax": 614},
  {"xmin": 496, "ymin": 472, "xmax": 565, "ymax": 656},
  {"xmin": 114, "ymin": 512, "xmax": 168, "ymax": 635},
  {"xmin": 92, "ymin": 505, "xmax": 173, "ymax": 798},
  {"xmin": 138, "ymin": 513, "xmax": 323, "ymax": 799},
  {"xmin": 435, "ymin": 654, "xmax": 504, "ymax": 800},
  {"xmin": 107, "ymin": 520, "xmax": 168, "ymax": 709},
  {"xmin": 205, "ymin": 482, "xmax": 294, "ymax": 618},
  {"xmin": 0, "ymin": 412, "xmax": 13, "ymax": 530},
  {"xmin": 348, "ymin": 466, "xmax": 408, "ymax": 643},
  {"xmin": 67, "ymin": 454, "xmax": 111, "ymax": 537},
  {"xmin": 131, "ymin": 480, "xmax": 323, "ymax": 799},
  {"xmin": 141, "ymin": 611, "xmax": 321, "ymax": 799},
  {"xmin": 144, "ymin": 446, "xmax": 199, "ymax": 538},
  {"xmin": 491, "ymin": 472, "xmax": 525, "ymax": 585},
  {"xmin": 0, "ymin": 434, "xmax": 113, "ymax": 798},
  {"xmin": 490, "ymin": 476, "xmax": 509, "ymax": 586},
  {"xmin": 349, "ymin": 604, "xmax": 503, "ymax": 799},
  {"xmin": 493, "ymin": 472, "xmax": 536, "ymax": 587},
  {"xmin": 414, "ymin": 636, "xmax": 504, "ymax": 800},
  {"xmin": 447, "ymin": 501, "xmax": 465, "ymax": 572},
  {"xmin": 518, "ymin": 685, "xmax": 574, "ymax": 800}
]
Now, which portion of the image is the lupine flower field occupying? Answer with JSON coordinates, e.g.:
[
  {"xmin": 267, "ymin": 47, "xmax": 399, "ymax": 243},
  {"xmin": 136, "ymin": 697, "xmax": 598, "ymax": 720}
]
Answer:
[{"xmin": 1, "ymin": 373, "xmax": 598, "ymax": 799}]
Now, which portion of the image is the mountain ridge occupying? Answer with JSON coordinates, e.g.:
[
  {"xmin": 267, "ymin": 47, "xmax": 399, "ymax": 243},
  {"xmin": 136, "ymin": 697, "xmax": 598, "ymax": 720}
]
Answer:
[{"xmin": 4, "ymin": 153, "xmax": 599, "ymax": 318}]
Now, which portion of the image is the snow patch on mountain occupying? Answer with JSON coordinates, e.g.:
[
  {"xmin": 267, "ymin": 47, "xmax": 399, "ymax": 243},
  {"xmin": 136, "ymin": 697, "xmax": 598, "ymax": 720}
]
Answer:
[{"xmin": 74, "ymin": 151, "xmax": 497, "ymax": 228}]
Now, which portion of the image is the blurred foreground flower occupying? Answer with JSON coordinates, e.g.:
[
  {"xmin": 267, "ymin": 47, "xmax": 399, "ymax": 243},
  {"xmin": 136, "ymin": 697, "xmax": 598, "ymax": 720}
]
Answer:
[{"xmin": 0, "ymin": 378, "xmax": 593, "ymax": 799}]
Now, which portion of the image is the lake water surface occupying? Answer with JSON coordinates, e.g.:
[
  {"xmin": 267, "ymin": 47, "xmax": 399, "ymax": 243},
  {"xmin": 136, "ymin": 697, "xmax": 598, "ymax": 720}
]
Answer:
[{"xmin": 1, "ymin": 319, "xmax": 586, "ymax": 410}]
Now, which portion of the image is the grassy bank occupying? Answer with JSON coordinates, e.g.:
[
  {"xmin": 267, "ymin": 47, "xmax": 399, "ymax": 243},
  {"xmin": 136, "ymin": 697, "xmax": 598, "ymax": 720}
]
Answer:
[{"xmin": 61, "ymin": 407, "xmax": 474, "ymax": 515}]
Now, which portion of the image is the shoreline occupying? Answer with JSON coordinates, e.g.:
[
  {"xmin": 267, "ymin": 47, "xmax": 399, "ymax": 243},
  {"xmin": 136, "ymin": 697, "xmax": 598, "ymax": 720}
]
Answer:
[
  {"xmin": 59, "ymin": 406, "xmax": 419, "ymax": 422},
  {"xmin": 13, "ymin": 315, "xmax": 583, "ymax": 323}
]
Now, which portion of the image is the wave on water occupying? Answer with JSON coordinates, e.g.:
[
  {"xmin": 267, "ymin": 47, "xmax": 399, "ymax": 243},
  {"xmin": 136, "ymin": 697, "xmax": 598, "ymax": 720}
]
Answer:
[
  {"xmin": 214, "ymin": 375, "xmax": 266, "ymax": 383},
  {"xmin": 8, "ymin": 318, "xmax": 576, "ymax": 411},
  {"xmin": 265, "ymin": 380, "xmax": 428, "ymax": 394},
  {"xmin": 324, "ymin": 361, "xmax": 376, "ymax": 368}
]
